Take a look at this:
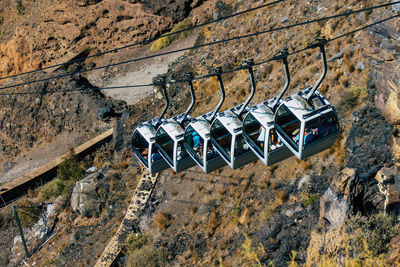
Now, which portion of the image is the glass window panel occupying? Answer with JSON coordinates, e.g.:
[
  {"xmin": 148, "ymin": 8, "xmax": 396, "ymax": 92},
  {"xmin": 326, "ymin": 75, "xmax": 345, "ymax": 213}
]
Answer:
[
  {"xmin": 268, "ymin": 128, "xmax": 283, "ymax": 152},
  {"xmin": 132, "ymin": 131, "xmax": 149, "ymax": 166},
  {"xmin": 156, "ymin": 127, "xmax": 174, "ymax": 164},
  {"xmin": 184, "ymin": 126, "xmax": 204, "ymax": 165},
  {"xmin": 211, "ymin": 120, "xmax": 232, "ymax": 161},
  {"xmin": 234, "ymin": 134, "xmax": 250, "ymax": 156},
  {"xmin": 304, "ymin": 112, "xmax": 339, "ymax": 147},
  {"xmin": 275, "ymin": 105, "xmax": 300, "ymax": 150},
  {"xmin": 206, "ymin": 142, "xmax": 219, "ymax": 161},
  {"xmin": 243, "ymin": 113, "xmax": 265, "ymax": 154}
]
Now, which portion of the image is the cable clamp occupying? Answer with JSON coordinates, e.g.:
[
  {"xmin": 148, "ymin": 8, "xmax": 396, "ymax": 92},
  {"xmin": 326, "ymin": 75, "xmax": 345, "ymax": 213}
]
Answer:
[
  {"xmin": 307, "ymin": 37, "xmax": 327, "ymax": 49},
  {"xmin": 272, "ymin": 47, "xmax": 289, "ymax": 61}
]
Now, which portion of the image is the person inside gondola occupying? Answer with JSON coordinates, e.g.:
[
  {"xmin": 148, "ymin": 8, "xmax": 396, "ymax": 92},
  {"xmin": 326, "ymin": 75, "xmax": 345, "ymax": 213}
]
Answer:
[
  {"xmin": 304, "ymin": 128, "xmax": 314, "ymax": 145},
  {"xmin": 257, "ymin": 125, "xmax": 266, "ymax": 148},
  {"xmin": 292, "ymin": 128, "xmax": 314, "ymax": 145},
  {"xmin": 192, "ymin": 131, "xmax": 202, "ymax": 157},
  {"xmin": 270, "ymin": 128, "xmax": 283, "ymax": 150}
]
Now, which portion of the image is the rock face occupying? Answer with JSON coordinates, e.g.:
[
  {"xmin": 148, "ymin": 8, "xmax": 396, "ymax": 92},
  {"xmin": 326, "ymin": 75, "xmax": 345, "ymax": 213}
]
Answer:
[
  {"xmin": 345, "ymin": 106, "xmax": 394, "ymax": 182},
  {"xmin": 70, "ymin": 172, "xmax": 109, "ymax": 217},
  {"xmin": 0, "ymin": 0, "xmax": 174, "ymax": 78},
  {"xmin": 136, "ymin": 0, "xmax": 206, "ymax": 22},
  {"xmin": 375, "ymin": 165, "xmax": 400, "ymax": 214}
]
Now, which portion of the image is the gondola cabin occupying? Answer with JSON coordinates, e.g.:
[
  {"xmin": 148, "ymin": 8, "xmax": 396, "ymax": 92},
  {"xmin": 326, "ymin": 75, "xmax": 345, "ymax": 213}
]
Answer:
[
  {"xmin": 274, "ymin": 88, "xmax": 339, "ymax": 160},
  {"xmin": 155, "ymin": 115, "xmax": 196, "ymax": 173},
  {"xmin": 210, "ymin": 106, "xmax": 258, "ymax": 169},
  {"xmin": 242, "ymin": 98, "xmax": 292, "ymax": 165},
  {"xmin": 132, "ymin": 121, "xmax": 169, "ymax": 175},
  {"xmin": 184, "ymin": 111, "xmax": 227, "ymax": 173}
]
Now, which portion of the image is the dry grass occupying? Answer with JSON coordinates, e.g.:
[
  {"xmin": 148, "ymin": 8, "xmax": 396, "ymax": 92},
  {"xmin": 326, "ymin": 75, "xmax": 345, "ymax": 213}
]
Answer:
[
  {"xmin": 153, "ymin": 212, "xmax": 172, "ymax": 231},
  {"xmin": 276, "ymin": 190, "xmax": 287, "ymax": 206}
]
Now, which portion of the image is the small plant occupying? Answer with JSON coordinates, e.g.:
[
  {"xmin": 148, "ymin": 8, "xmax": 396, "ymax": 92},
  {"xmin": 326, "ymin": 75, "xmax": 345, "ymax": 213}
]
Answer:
[
  {"xmin": 260, "ymin": 202, "xmax": 277, "ymax": 223},
  {"xmin": 15, "ymin": 0, "xmax": 24, "ymax": 14},
  {"xmin": 303, "ymin": 193, "xmax": 318, "ymax": 207},
  {"xmin": 240, "ymin": 233, "xmax": 265, "ymax": 266},
  {"xmin": 127, "ymin": 245, "xmax": 168, "ymax": 267},
  {"xmin": 229, "ymin": 201, "xmax": 241, "ymax": 223}
]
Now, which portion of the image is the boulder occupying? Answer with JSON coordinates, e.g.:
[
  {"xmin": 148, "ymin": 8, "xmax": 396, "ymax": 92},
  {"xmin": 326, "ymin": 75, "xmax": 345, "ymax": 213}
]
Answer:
[
  {"xmin": 375, "ymin": 165, "xmax": 400, "ymax": 214},
  {"xmin": 384, "ymin": 80, "xmax": 400, "ymax": 126},
  {"xmin": 213, "ymin": 1, "xmax": 232, "ymax": 20},
  {"xmin": 96, "ymin": 107, "xmax": 115, "ymax": 121},
  {"xmin": 70, "ymin": 172, "xmax": 109, "ymax": 217},
  {"xmin": 319, "ymin": 188, "xmax": 348, "ymax": 230}
]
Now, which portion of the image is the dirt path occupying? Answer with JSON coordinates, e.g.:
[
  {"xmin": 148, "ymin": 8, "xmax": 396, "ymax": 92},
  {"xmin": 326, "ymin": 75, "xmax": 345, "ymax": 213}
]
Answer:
[
  {"xmin": 0, "ymin": 31, "xmax": 199, "ymax": 184},
  {"xmin": 93, "ymin": 30, "xmax": 200, "ymax": 105},
  {"xmin": 0, "ymin": 132, "xmax": 84, "ymax": 184}
]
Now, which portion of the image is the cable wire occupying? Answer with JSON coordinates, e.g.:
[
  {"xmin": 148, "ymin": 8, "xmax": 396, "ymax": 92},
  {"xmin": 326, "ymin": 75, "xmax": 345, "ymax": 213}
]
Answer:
[
  {"xmin": 0, "ymin": 1, "xmax": 398, "ymax": 92},
  {"xmin": 0, "ymin": 0, "xmax": 284, "ymax": 81},
  {"xmin": 0, "ymin": 13, "xmax": 399, "ymax": 96}
]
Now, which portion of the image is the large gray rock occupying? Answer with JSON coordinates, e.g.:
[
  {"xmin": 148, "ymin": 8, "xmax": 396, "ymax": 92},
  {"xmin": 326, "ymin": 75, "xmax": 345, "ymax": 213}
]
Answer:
[
  {"xmin": 375, "ymin": 165, "xmax": 400, "ymax": 214},
  {"xmin": 70, "ymin": 172, "xmax": 109, "ymax": 217},
  {"xmin": 320, "ymin": 188, "xmax": 348, "ymax": 230}
]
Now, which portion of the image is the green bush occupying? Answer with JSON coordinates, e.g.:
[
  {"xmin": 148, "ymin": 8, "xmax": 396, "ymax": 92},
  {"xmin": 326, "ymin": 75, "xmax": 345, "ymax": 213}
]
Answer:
[
  {"xmin": 346, "ymin": 212, "xmax": 398, "ymax": 256},
  {"xmin": 124, "ymin": 233, "xmax": 150, "ymax": 253},
  {"xmin": 151, "ymin": 20, "xmax": 192, "ymax": 51},
  {"xmin": 57, "ymin": 149, "xmax": 85, "ymax": 182},
  {"xmin": 38, "ymin": 150, "xmax": 85, "ymax": 201},
  {"xmin": 127, "ymin": 245, "xmax": 168, "ymax": 267}
]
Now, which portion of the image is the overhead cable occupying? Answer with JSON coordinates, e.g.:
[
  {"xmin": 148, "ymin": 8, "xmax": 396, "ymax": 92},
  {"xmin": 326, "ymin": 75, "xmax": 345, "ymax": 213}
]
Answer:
[
  {"xmin": 0, "ymin": 1, "xmax": 398, "ymax": 92},
  {"xmin": 0, "ymin": 0, "xmax": 284, "ymax": 81},
  {"xmin": 0, "ymin": 13, "xmax": 399, "ymax": 96}
]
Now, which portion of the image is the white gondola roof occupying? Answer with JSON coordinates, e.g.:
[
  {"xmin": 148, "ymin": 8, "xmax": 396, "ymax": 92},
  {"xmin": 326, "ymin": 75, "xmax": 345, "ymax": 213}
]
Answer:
[
  {"xmin": 280, "ymin": 88, "xmax": 334, "ymax": 121},
  {"xmin": 137, "ymin": 124, "xmax": 157, "ymax": 143},
  {"xmin": 160, "ymin": 118, "xmax": 185, "ymax": 138},
  {"xmin": 215, "ymin": 108, "xmax": 246, "ymax": 134},
  {"xmin": 189, "ymin": 119, "xmax": 211, "ymax": 139},
  {"xmin": 247, "ymin": 98, "xmax": 278, "ymax": 129}
]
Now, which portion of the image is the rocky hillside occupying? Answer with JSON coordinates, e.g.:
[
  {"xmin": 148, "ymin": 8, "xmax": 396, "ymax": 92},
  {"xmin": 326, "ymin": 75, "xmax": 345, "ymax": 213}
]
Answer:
[{"xmin": 1, "ymin": 0, "xmax": 400, "ymax": 266}]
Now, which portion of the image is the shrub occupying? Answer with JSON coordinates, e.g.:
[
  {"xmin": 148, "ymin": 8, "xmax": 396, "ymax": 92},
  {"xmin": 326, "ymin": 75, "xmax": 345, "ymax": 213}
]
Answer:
[
  {"xmin": 339, "ymin": 86, "xmax": 367, "ymax": 110},
  {"xmin": 240, "ymin": 233, "xmax": 265, "ymax": 266},
  {"xmin": 154, "ymin": 212, "xmax": 171, "ymax": 231},
  {"xmin": 127, "ymin": 245, "xmax": 168, "ymax": 267},
  {"xmin": 57, "ymin": 149, "xmax": 85, "ymax": 182},
  {"xmin": 346, "ymin": 212, "xmax": 398, "ymax": 257},
  {"xmin": 151, "ymin": 20, "xmax": 192, "ymax": 51},
  {"xmin": 303, "ymin": 193, "xmax": 318, "ymax": 207},
  {"xmin": 124, "ymin": 233, "xmax": 150, "ymax": 254},
  {"xmin": 15, "ymin": 0, "xmax": 24, "ymax": 14}
]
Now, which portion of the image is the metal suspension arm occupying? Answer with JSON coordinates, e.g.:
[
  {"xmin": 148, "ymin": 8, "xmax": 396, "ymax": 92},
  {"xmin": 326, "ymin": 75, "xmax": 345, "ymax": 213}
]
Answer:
[
  {"xmin": 306, "ymin": 37, "xmax": 327, "ymax": 102},
  {"xmin": 154, "ymin": 76, "xmax": 169, "ymax": 128},
  {"xmin": 210, "ymin": 67, "xmax": 225, "ymax": 121},
  {"xmin": 237, "ymin": 59, "xmax": 256, "ymax": 118},
  {"xmin": 180, "ymin": 73, "xmax": 196, "ymax": 124},
  {"xmin": 271, "ymin": 48, "xmax": 290, "ymax": 112}
]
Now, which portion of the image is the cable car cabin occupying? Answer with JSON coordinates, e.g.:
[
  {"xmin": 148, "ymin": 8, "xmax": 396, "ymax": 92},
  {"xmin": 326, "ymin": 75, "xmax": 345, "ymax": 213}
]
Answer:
[
  {"xmin": 183, "ymin": 111, "xmax": 227, "ymax": 173},
  {"xmin": 274, "ymin": 88, "xmax": 339, "ymax": 160},
  {"xmin": 155, "ymin": 115, "xmax": 196, "ymax": 173},
  {"xmin": 132, "ymin": 121, "xmax": 169, "ymax": 175},
  {"xmin": 242, "ymin": 98, "xmax": 292, "ymax": 166},
  {"xmin": 210, "ymin": 106, "xmax": 258, "ymax": 169}
]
